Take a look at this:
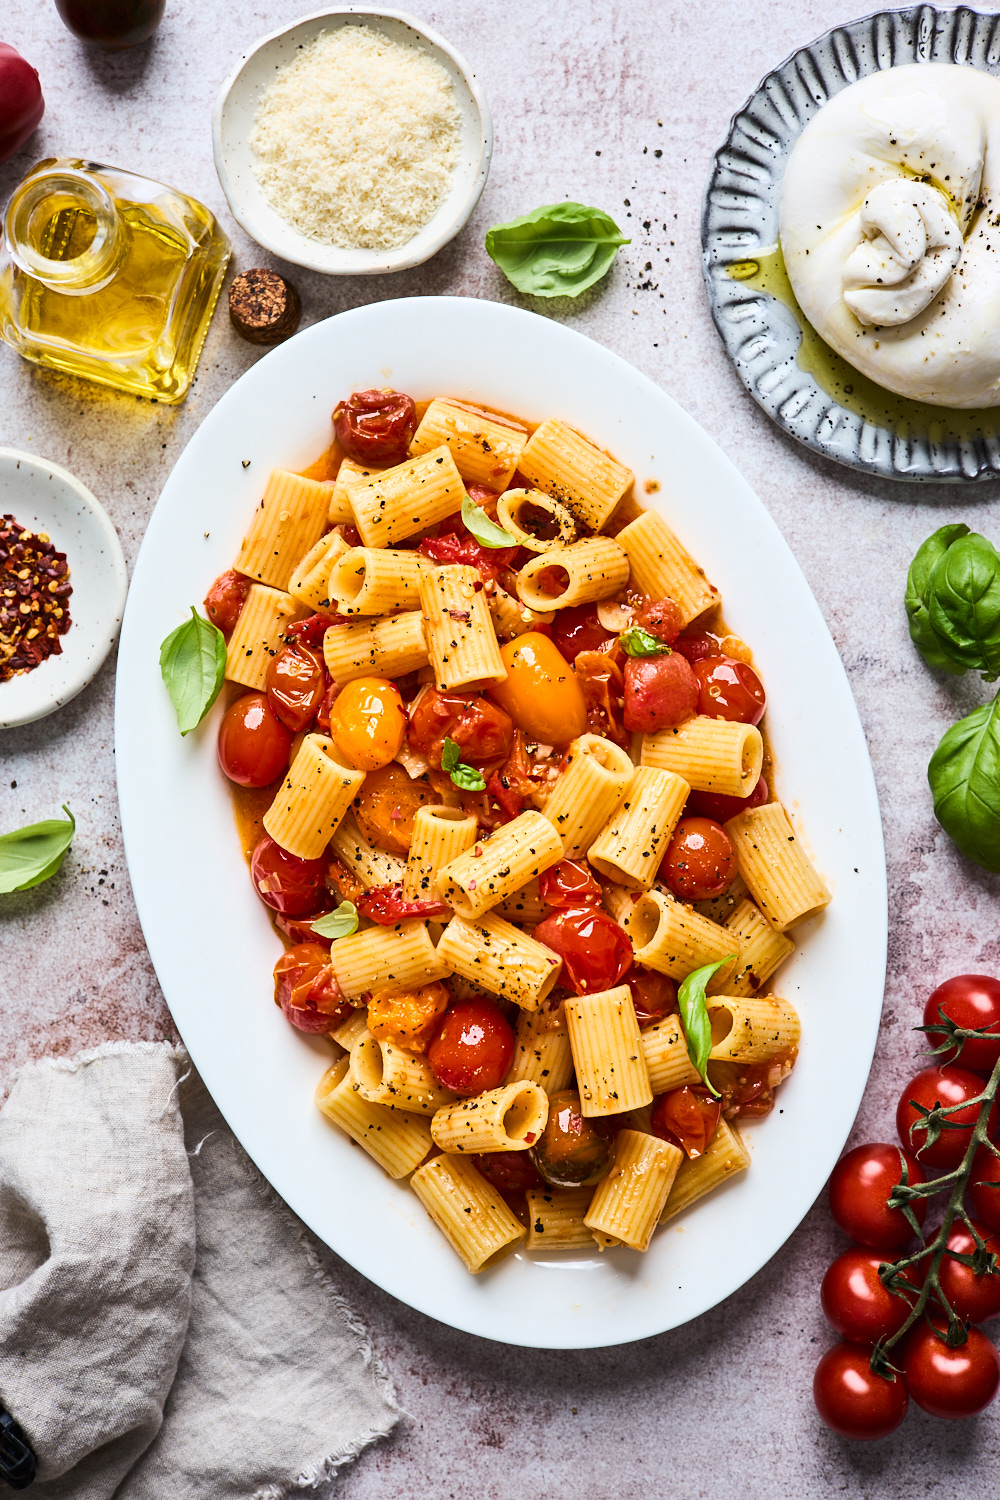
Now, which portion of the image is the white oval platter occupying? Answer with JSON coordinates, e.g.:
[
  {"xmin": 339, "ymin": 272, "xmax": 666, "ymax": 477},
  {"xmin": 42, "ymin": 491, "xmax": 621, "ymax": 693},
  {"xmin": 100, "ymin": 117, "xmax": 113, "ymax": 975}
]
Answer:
[{"xmin": 115, "ymin": 296, "xmax": 886, "ymax": 1349}]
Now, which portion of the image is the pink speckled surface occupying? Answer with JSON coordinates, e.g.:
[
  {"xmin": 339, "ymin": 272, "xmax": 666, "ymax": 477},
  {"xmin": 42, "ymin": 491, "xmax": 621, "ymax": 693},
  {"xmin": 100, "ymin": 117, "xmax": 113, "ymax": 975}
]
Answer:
[{"xmin": 2, "ymin": 0, "xmax": 1000, "ymax": 1491}]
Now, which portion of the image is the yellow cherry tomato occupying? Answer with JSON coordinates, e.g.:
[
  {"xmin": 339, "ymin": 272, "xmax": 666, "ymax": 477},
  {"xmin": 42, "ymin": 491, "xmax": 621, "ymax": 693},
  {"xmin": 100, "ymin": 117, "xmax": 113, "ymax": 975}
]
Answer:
[
  {"xmin": 328, "ymin": 676, "xmax": 407, "ymax": 771},
  {"xmin": 490, "ymin": 632, "xmax": 587, "ymax": 744}
]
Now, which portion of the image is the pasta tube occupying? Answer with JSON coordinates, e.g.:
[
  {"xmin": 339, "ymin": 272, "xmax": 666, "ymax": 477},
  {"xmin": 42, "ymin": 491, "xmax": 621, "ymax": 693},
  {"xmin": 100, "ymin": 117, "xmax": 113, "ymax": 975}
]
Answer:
[
  {"xmin": 640, "ymin": 1015, "xmax": 702, "ymax": 1094},
  {"xmin": 640, "ymin": 717, "xmax": 763, "ymax": 799},
  {"xmin": 493, "ymin": 875, "xmax": 548, "ymax": 926},
  {"xmin": 496, "ymin": 489, "xmax": 577, "ymax": 552},
  {"xmin": 350, "ymin": 1034, "xmax": 454, "ymax": 1114},
  {"xmin": 587, "ymin": 766, "xmax": 688, "ymax": 890},
  {"xmin": 224, "ymin": 583, "xmax": 300, "ymax": 691},
  {"xmin": 329, "ymin": 920, "xmax": 451, "ymax": 1001},
  {"xmin": 234, "ymin": 469, "xmax": 332, "ymax": 590},
  {"xmin": 287, "ymin": 530, "xmax": 349, "ymax": 612},
  {"xmin": 526, "ymin": 1187, "xmax": 595, "ymax": 1250},
  {"xmin": 419, "ymin": 563, "xmax": 507, "ymax": 689},
  {"xmin": 403, "ymin": 805, "xmax": 478, "ymax": 903},
  {"xmin": 329, "ymin": 1009, "xmax": 370, "ymax": 1051},
  {"xmin": 489, "ymin": 585, "xmax": 555, "ymax": 640},
  {"xmin": 323, "ymin": 611, "xmax": 428, "ymax": 684},
  {"xmin": 436, "ymin": 912, "xmax": 562, "ymax": 1011},
  {"xmin": 723, "ymin": 898, "xmax": 794, "ymax": 998},
  {"xmin": 410, "ymin": 1155, "xmax": 526, "ymax": 1273},
  {"xmin": 584, "ymin": 1129, "xmax": 683, "ymax": 1251},
  {"xmin": 344, "ymin": 446, "xmax": 464, "ymax": 548},
  {"xmin": 507, "ymin": 1011, "xmax": 575, "ymax": 1094},
  {"xmin": 328, "ymin": 547, "xmax": 426, "ymax": 616},
  {"xmin": 329, "ymin": 458, "xmax": 377, "ymax": 524},
  {"xmin": 660, "ymin": 1117, "xmax": 750, "ymax": 1223},
  {"xmin": 330, "ymin": 813, "xmax": 407, "ymax": 891},
  {"xmin": 614, "ymin": 509, "xmax": 719, "ymax": 625},
  {"xmin": 315, "ymin": 1058, "xmax": 432, "ymax": 1178},
  {"xmin": 263, "ymin": 734, "xmax": 364, "ymax": 859},
  {"xmin": 409, "ymin": 398, "xmax": 527, "ymax": 491},
  {"xmin": 518, "ymin": 418, "xmax": 633, "ymax": 532},
  {"xmin": 628, "ymin": 888, "xmax": 737, "ymax": 986},
  {"xmin": 708, "ymin": 994, "xmax": 801, "ymax": 1065},
  {"xmin": 516, "ymin": 537, "xmax": 630, "ymax": 613},
  {"xmin": 430, "ymin": 1081, "xmax": 549, "ymax": 1153},
  {"xmin": 436, "ymin": 810, "xmax": 563, "ymax": 919},
  {"xmin": 564, "ymin": 986, "xmax": 652, "ymax": 1117},
  {"xmin": 542, "ymin": 734, "xmax": 635, "ymax": 858},
  {"xmin": 724, "ymin": 802, "xmax": 831, "ymax": 931}
]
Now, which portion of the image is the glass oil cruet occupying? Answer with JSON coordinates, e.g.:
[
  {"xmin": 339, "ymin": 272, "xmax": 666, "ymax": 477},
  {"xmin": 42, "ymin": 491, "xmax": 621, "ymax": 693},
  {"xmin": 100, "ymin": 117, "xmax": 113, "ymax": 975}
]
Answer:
[{"xmin": 0, "ymin": 157, "xmax": 230, "ymax": 403}]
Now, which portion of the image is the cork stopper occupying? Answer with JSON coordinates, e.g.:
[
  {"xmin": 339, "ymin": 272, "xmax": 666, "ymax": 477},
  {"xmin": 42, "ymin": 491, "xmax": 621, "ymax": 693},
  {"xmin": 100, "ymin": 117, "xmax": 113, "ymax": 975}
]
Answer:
[{"xmin": 228, "ymin": 268, "xmax": 302, "ymax": 345}]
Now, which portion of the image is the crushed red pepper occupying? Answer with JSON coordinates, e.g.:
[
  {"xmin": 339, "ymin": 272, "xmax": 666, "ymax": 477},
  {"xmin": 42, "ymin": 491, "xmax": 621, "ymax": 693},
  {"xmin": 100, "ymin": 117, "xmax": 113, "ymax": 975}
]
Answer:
[{"xmin": 0, "ymin": 514, "xmax": 72, "ymax": 682}]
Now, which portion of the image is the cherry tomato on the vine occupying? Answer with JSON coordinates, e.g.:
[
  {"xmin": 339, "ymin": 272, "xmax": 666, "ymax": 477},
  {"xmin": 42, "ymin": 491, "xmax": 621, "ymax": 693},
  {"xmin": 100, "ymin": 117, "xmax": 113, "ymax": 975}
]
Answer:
[
  {"xmin": 686, "ymin": 775, "xmax": 769, "ymax": 824},
  {"xmin": 693, "ymin": 656, "xmax": 766, "ymax": 725},
  {"xmin": 828, "ymin": 1143, "xmax": 928, "ymax": 1249},
  {"xmin": 659, "ymin": 815, "xmax": 737, "ymax": 902},
  {"xmin": 332, "ymin": 388, "xmax": 416, "ymax": 466},
  {"xmin": 896, "ymin": 1065, "xmax": 996, "ymax": 1170},
  {"xmin": 651, "ymin": 1085, "xmax": 721, "ymax": 1159},
  {"xmin": 328, "ymin": 676, "xmax": 406, "ymax": 770},
  {"xmin": 266, "ymin": 641, "xmax": 326, "ymax": 732},
  {"xmin": 902, "ymin": 1322, "xmax": 1000, "ymax": 1419},
  {"xmin": 250, "ymin": 835, "xmax": 326, "ymax": 917},
  {"xmin": 923, "ymin": 975, "xmax": 1000, "ymax": 1076},
  {"xmin": 217, "ymin": 692, "xmax": 292, "ymax": 787},
  {"xmin": 427, "ymin": 999, "xmax": 514, "ymax": 1096},
  {"xmin": 532, "ymin": 906, "xmax": 632, "ymax": 995},
  {"xmin": 969, "ymin": 1146, "xmax": 1000, "ymax": 1234},
  {"xmin": 539, "ymin": 859, "xmax": 602, "ymax": 909},
  {"xmin": 813, "ymin": 1343, "xmax": 909, "ymax": 1440},
  {"xmin": 935, "ymin": 1219, "xmax": 1000, "ymax": 1324},
  {"xmin": 628, "ymin": 967, "xmax": 678, "ymax": 1028},
  {"xmin": 820, "ymin": 1250, "xmax": 918, "ymax": 1345}
]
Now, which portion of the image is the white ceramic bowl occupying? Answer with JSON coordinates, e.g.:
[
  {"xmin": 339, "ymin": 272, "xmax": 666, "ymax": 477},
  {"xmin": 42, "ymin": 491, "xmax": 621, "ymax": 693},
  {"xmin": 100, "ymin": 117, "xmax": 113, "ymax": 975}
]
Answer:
[
  {"xmin": 0, "ymin": 449, "xmax": 127, "ymax": 730},
  {"xmin": 212, "ymin": 8, "xmax": 493, "ymax": 276}
]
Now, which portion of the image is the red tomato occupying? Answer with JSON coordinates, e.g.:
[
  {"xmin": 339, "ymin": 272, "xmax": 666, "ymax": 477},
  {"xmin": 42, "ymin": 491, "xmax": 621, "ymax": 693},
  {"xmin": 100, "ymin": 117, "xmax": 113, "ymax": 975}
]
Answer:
[
  {"xmin": 531, "ymin": 907, "xmax": 633, "ymax": 995},
  {"xmin": 813, "ymin": 1344, "xmax": 909, "ymax": 1440},
  {"xmin": 274, "ymin": 911, "xmax": 332, "ymax": 948},
  {"xmin": 486, "ymin": 731, "xmax": 536, "ymax": 822},
  {"xmin": 622, "ymin": 652, "xmax": 698, "ymax": 733},
  {"xmin": 628, "ymin": 967, "xmax": 678, "ymax": 1028},
  {"xmin": 530, "ymin": 1089, "xmax": 613, "ymax": 1186},
  {"xmin": 903, "ymin": 1322, "xmax": 1000, "ymax": 1419},
  {"xmin": 418, "ymin": 519, "xmax": 518, "ymax": 583},
  {"xmin": 539, "ymin": 860, "xmax": 602, "ymax": 909},
  {"xmin": 273, "ymin": 943, "xmax": 352, "ymax": 1034},
  {"xmin": 829, "ymin": 1143, "xmax": 928, "ymax": 1249},
  {"xmin": 659, "ymin": 816, "xmax": 737, "ymax": 902},
  {"xmin": 250, "ymin": 836, "xmax": 327, "ymax": 917},
  {"xmin": 693, "ymin": 656, "xmax": 766, "ymax": 725},
  {"xmin": 923, "ymin": 975, "xmax": 1000, "ymax": 1076},
  {"xmin": 203, "ymin": 568, "xmax": 249, "ymax": 635},
  {"xmin": 969, "ymin": 1146, "xmax": 1000, "ymax": 1234},
  {"xmin": 820, "ymin": 1250, "xmax": 918, "ymax": 1345},
  {"xmin": 427, "ymin": 999, "xmax": 515, "ymax": 1096},
  {"xmin": 470, "ymin": 1151, "xmax": 545, "ymax": 1194},
  {"xmin": 332, "ymin": 389, "xmax": 416, "ymax": 465},
  {"xmin": 355, "ymin": 883, "xmax": 449, "ymax": 925},
  {"xmin": 896, "ymin": 1066, "xmax": 995, "ymax": 1169},
  {"xmin": 266, "ymin": 642, "xmax": 326, "ymax": 733},
  {"xmin": 217, "ymin": 692, "xmax": 292, "ymax": 787},
  {"xmin": 550, "ymin": 605, "xmax": 614, "ymax": 661},
  {"xmin": 686, "ymin": 775, "xmax": 769, "ymax": 823},
  {"xmin": 651, "ymin": 1086, "xmax": 721, "ymax": 1159},
  {"xmin": 0, "ymin": 44, "xmax": 44, "ymax": 163},
  {"xmin": 408, "ymin": 688, "xmax": 514, "ymax": 771},
  {"xmin": 935, "ymin": 1219, "xmax": 1000, "ymax": 1324},
  {"xmin": 287, "ymin": 612, "xmax": 345, "ymax": 648},
  {"xmin": 632, "ymin": 596, "xmax": 682, "ymax": 645}
]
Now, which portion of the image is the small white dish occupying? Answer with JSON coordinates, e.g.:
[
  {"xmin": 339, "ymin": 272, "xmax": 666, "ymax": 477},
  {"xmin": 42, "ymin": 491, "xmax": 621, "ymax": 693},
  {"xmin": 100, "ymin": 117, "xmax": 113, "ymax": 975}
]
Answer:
[
  {"xmin": 212, "ymin": 7, "xmax": 493, "ymax": 276},
  {"xmin": 0, "ymin": 449, "xmax": 127, "ymax": 729}
]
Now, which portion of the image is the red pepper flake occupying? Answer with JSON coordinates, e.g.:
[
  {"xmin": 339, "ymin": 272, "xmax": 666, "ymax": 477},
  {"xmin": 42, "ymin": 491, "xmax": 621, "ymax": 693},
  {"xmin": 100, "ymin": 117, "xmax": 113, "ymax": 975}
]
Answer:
[
  {"xmin": 0, "ymin": 514, "xmax": 72, "ymax": 683},
  {"xmin": 472, "ymin": 844, "xmax": 483, "ymax": 857}
]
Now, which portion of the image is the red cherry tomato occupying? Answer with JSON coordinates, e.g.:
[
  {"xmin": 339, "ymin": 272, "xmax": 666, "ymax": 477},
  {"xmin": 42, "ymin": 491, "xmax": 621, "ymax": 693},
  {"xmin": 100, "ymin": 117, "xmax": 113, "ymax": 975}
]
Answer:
[
  {"xmin": 287, "ymin": 613, "xmax": 344, "ymax": 649},
  {"xmin": 622, "ymin": 652, "xmax": 698, "ymax": 733},
  {"xmin": 820, "ymin": 1250, "xmax": 918, "ymax": 1345},
  {"xmin": 628, "ymin": 966, "xmax": 678, "ymax": 1028},
  {"xmin": 266, "ymin": 642, "xmax": 326, "ymax": 733},
  {"xmin": 470, "ymin": 1151, "xmax": 545, "ymax": 1194},
  {"xmin": 427, "ymin": 999, "xmax": 515, "ymax": 1096},
  {"xmin": 935, "ymin": 1219, "xmax": 1000, "ymax": 1324},
  {"xmin": 418, "ymin": 513, "xmax": 518, "ymax": 583},
  {"xmin": 550, "ymin": 604, "xmax": 614, "ymax": 661},
  {"xmin": 538, "ymin": 860, "xmax": 602, "ymax": 909},
  {"xmin": 686, "ymin": 775, "xmax": 769, "ymax": 823},
  {"xmin": 274, "ymin": 911, "xmax": 333, "ymax": 948},
  {"xmin": 355, "ymin": 882, "xmax": 449, "ymax": 925},
  {"xmin": 204, "ymin": 568, "xmax": 249, "ymax": 635},
  {"xmin": 332, "ymin": 389, "xmax": 417, "ymax": 465},
  {"xmin": 813, "ymin": 1343, "xmax": 909, "ymax": 1440},
  {"xmin": 903, "ymin": 1322, "xmax": 1000, "ymax": 1419},
  {"xmin": 0, "ymin": 44, "xmax": 44, "ymax": 163},
  {"xmin": 829, "ymin": 1143, "xmax": 928, "ymax": 1249},
  {"xmin": 250, "ymin": 836, "xmax": 326, "ymax": 917},
  {"xmin": 632, "ymin": 596, "xmax": 682, "ymax": 645},
  {"xmin": 531, "ymin": 907, "xmax": 633, "ymax": 996},
  {"xmin": 273, "ymin": 943, "xmax": 351, "ymax": 1034},
  {"xmin": 659, "ymin": 815, "xmax": 737, "ymax": 902},
  {"xmin": 651, "ymin": 1085, "xmax": 721, "ymax": 1159},
  {"xmin": 217, "ymin": 692, "xmax": 292, "ymax": 787},
  {"xmin": 896, "ymin": 1065, "xmax": 995, "ymax": 1169},
  {"xmin": 408, "ymin": 688, "xmax": 514, "ymax": 771},
  {"xmin": 969, "ymin": 1146, "xmax": 1000, "ymax": 1234},
  {"xmin": 923, "ymin": 975, "xmax": 1000, "ymax": 1076},
  {"xmin": 694, "ymin": 656, "xmax": 766, "ymax": 725}
]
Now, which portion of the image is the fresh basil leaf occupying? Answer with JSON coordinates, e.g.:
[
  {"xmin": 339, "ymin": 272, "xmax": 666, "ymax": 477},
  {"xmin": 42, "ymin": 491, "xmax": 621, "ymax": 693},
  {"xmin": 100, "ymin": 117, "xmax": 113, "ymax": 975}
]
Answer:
[
  {"xmin": 461, "ymin": 494, "xmax": 516, "ymax": 549},
  {"xmin": 485, "ymin": 201, "xmax": 631, "ymax": 298},
  {"xmin": 440, "ymin": 735, "xmax": 486, "ymax": 791},
  {"xmin": 927, "ymin": 532, "xmax": 1000, "ymax": 681},
  {"xmin": 160, "ymin": 607, "xmax": 226, "ymax": 734},
  {"xmin": 0, "ymin": 805, "xmax": 75, "ymax": 893},
  {"xmin": 311, "ymin": 901, "xmax": 359, "ymax": 940},
  {"xmin": 928, "ymin": 695, "xmax": 1000, "ymax": 873},
  {"xmin": 619, "ymin": 626, "xmax": 671, "ymax": 658},
  {"xmin": 677, "ymin": 957, "xmax": 733, "ymax": 1096},
  {"xmin": 441, "ymin": 737, "xmax": 461, "ymax": 773},
  {"xmin": 905, "ymin": 525, "xmax": 971, "ymax": 675}
]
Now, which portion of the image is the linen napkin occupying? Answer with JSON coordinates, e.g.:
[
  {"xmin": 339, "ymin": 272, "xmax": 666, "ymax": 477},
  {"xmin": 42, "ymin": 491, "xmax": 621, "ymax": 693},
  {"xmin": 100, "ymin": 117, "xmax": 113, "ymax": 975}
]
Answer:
[{"xmin": 0, "ymin": 1042, "xmax": 397, "ymax": 1498}]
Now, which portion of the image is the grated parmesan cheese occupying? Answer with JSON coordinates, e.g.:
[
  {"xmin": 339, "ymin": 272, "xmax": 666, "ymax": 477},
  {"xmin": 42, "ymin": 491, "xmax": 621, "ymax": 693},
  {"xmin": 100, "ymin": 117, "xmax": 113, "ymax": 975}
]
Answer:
[{"xmin": 250, "ymin": 26, "xmax": 462, "ymax": 251}]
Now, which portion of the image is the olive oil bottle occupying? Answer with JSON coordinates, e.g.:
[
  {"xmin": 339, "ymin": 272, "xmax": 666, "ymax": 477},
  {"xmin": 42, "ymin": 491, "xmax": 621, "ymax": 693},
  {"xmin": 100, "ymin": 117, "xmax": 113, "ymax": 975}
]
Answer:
[{"xmin": 0, "ymin": 158, "xmax": 230, "ymax": 403}]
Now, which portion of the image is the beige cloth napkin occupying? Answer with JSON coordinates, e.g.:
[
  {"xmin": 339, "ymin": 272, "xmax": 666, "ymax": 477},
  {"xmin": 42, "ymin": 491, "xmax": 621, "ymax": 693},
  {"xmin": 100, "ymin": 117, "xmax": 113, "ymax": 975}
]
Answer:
[{"xmin": 0, "ymin": 1042, "xmax": 397, "ymax": 1498}]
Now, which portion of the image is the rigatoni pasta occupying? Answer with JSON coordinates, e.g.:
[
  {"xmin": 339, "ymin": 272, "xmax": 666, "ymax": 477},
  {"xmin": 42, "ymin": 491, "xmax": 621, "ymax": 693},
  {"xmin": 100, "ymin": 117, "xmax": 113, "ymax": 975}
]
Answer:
[
  {"xmin": 615, "ymin": 508, "xmax": 719, "ymax": 625},
  {"xmin": 409, "ymin": 398, "xmax": 527, "ymax": 491},
  {"xmin": 587, "ymin": 766, "xmax": 688, "ymax": 890},
  {"xmin": 436, "ymin": 810, "xmax": 563, "ymax": 919},
  {"xmin": 518, "ymin": 418, "xmax": 633, "ymax": 531},
  {"xmin": 419, "ymin": 562, "xmax": 507, "ymax": 690},
  {"xmin": 640, "ymin": 716, "xmax": 763, "ymax": 799},
  {"xmin": 516, "ymin": 537, "xmax": 630, "ymax": 613},
  {"xmin": 234, "ymin": 469, "xmax": 332, "ymax": 589},
  {"xmin": 315, "ymin": 1058, "xmax": 432, "ymax": 1178},
  {"xmin": 724, "ymin": 802, "xmax": 831, "ymax": 931},
  {"xmin": 345, "ymin": 445, "xmax": 464, "ymax": 547}
]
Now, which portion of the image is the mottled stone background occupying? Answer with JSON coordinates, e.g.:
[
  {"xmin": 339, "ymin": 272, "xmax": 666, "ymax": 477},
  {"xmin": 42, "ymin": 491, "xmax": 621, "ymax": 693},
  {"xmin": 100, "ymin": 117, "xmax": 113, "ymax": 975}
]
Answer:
[{"xmin": 2, "ymin": 1, "xmax": 1000, "ymax": 1494}]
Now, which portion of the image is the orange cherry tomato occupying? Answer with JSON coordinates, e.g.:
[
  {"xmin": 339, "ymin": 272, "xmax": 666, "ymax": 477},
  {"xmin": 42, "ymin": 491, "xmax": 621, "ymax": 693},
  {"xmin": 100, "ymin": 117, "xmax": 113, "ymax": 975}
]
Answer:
[
  {"xmin": 489, "ymin": 631, "xmax": 587, "ymax": 745},
  {"xmin": 328, "ymin": 676, "xmax": 407, "ymax": 770}
]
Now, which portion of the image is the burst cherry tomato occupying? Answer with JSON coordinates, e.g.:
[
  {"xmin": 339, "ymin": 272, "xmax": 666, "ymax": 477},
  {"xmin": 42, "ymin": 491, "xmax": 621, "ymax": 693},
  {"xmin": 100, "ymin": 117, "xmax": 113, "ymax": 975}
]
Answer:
[
  {"xmin": 922, "ymin": 975, "xmax": 1000, "ymax": 1076},
  {"xmin": 969, "ymin": 1146, "xmax": 1000, "ymax": 1233},
  {"xmin": 896, "ymin": 1065, "xmax": 995, "ymax": 1169},
  {"xmin": 632, "ymin": 596, "xmax": 682, "ymax": 645},
  {"xmin": 266, "ymin": 642, "xmax": 326, "ymax": 732},
  {"xmin": 629, "ymin": 967, "xmax": 678, "ymax": 1027},
  {"xmin": 490, "ymin": 632, "xmax": 588, "ymax": 745},
  {"xmin": 686, "ymin": 776, "xmax": 769, "ymax": 823},
  {"xmin": 217, "ymin": 692, "xmax": 292, "ymax": 787},
  {"xmin": 355, "ymin": 882, "xmax": 449, "ymax": 924},
  {"xmin": 622, "ymin": 652, "xmax": 698, "ymax": 733},
  {"xmin": 427, "ymin": 998, "xmax": 515, "ymax": 1096},
  {"xmin": 531, "ymin": 907, "xmax": 633, "ymax": 995},
  {"xmin": 418, "ymin": 509, "xmax": 518, "ymax": 583},
  {"xmin": 250, "ymin": 835, "xmax": 326, "ymax": 917},
  {"xmin": 328, "ymin": 676, "xmax": 406, "ymax": 770},
  {"xmin": 272, "ymin": 943, "xmax": 352, "ymax": 1033},
  {"xmin": 353, "ymin": 763, "xmax": 437, "ymax": 856},
  {"xmin": 530, "ymin": 1089, "xmax": 613, "ymax": 1186},
  {"xmin": 935, "ymin": 1219, "xmax": 1000, "ymax": 1324},
  {"xmin": 902, "ymin": 1322, "xmax": 1000, "ymax": 1419},
  {"xmin": 470, "ymin": 1151, "xmax": 545, "ymax": 1194},
  {"xmin": 332, "ymin": 388, "xmax": 417, "ymax": 465},
  {"xmin": 659, "ymin": 816, "xmax": 737, "ymax": 902},
  {"xmin": 820, "ymin": 1250, "xmax": 918, "ymax": 1345},
  {"xmin": 694, "ymin": 656, "xmax": 766, "ymax": 725},
  {"xmin": 651, "ymin": 1085, "xmax": 721, "ymax": 1159},
  {"xmin": 408, "ymin": 688, "xmax": 514, "ymax": 771},
  {"xmin": 550, "ymin": 605, "xmax": 614, "ymax": 661},
  {"xmin": 204, "ymin": 568, "xmax": 249, "ymax": 634},
  {"xmin": 829, "ymin": 1143, "xmax": 928, "ymax": 1249},
  {"xmin": 538, "ymin": 860, "xmax": 602, "ymax": 909},
  {"xmin": 813, "ymin": 1343, "xmax": 909, "ymax": 1440}
]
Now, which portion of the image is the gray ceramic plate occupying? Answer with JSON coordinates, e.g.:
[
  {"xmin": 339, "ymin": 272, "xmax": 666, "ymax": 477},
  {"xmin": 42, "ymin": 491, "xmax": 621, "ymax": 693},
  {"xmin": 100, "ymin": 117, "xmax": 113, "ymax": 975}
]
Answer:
[{"xmin": 702, "ymin": 5, "xmax": 1000, "ymax": 482}]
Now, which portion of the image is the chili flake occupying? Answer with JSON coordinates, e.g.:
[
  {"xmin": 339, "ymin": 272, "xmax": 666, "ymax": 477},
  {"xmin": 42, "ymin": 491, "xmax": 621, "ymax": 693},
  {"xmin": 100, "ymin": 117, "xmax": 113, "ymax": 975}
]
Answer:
[{"xmin": 0, "ymin": 515, "xmax": 72, "ymax": 683}]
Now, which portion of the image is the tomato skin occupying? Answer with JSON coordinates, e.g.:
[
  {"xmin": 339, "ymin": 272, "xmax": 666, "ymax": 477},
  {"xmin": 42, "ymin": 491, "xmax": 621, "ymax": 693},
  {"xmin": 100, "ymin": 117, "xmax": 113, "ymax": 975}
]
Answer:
[
  {"xmin": 550, "ymin": 605, "xmax": 614, "ymax": 661},
  {"xmin": 367, "ymin": 981, "xmax": 449, "ymax": 1053},
  {"xmin": 530, "ymin": 1089, "xmax": 613, "ymax": 1186},
  {"xmin": 490, "ymin": 632, "xmax": 588, "ymax": 745},
  {"xmin": 355, "ymin": 882, "xmax": 449, "ymax": 924},
  {"xmin": 813, "ymin": 1343, "xmax": 909, "ymax": 1440},
  {"xmin": 531, "ymin": 906, "xmax": 633, "ymax": 995},
  {"xmin": 820, "ymin": 1250, "xmax": 918, "ymax": 1345},
  {"xmin": 427, "ymin": 998, "xmax": 515, "ymax": 1096},
  {"xmin": 651, "ymin": 1085, "xmax": 721, "ymax": 1159},
  {"xmin": 266, "ymin": 642, "xmax": 326, "ymax": 732},
  {"xmin": 470, "ymin": 1151, "xmax": 545, "ymax": 1194},
  {"xmin": 251, "ymin": 836, "xmax": 327, "ymax": 917},
  {"xmin": 969, "ymin": 1146, "xmax": 1000, "ymax": 1233},
  {"xmin": 628, "ymin": 966, "xmax": 678, "ymax": 1028},
  {"xmin": 332, "ymin": 388, "xmax": 416, "ymax": 465},
  {"xmin": 903, "ymin": 1323, "xmax": 1000, "ymax": 1419},
  {"xmin": 538, "ymin": 859, "xmax": 603, "ymax": 909},
  {"xmin": 217, "ymin": 692, "xmax": 292, "ymax": 787},
  {"xmin": 896, "ymin": 1066, "xmax": 995, "ymax": 1169},
  {"xmin": 923, "ymin": 975, "xmax": 1000, "ymax": 1075},
  {"xmin": 659, "ymin": 816, "xmax": 737, "ymax": 902},
  {"xmin": 686, "ymin": 775, "xmax": 769, "ymax": 824},
  {"xmin": 328, "ymin": 676, "xmax": 407, "ymax": 770},
  {"xmin": 829, "ymin": 1143, "xmax": 928, "ymax": 1249},
  {"xmin": 693, "ymin": 656, "xmax": 766, "ymax": 726},
  {"xmin": 273, "ymin": 943, "xmax": 352, "ymax": 1033},
  {"xmin": 204, "ymin": 568, "xmax": 249, "ymax": 635},
  {"xmin": 632, "ymin": 596, "xmax": 682, "ymax": 645},
  {"xmin": 935, "ymin": 1220, "xmax": 1000, "ymax": 1323},
  {"xmin": 622, "ymin": 652, "xmax": 698, "ymax": 733},
  {"xmin": 408, "ymin": 688, "xmax": 514, "ymax": 771},
  {"xmin": 353, "ymin": 763, "xmax": 437, "ymax": 856}
]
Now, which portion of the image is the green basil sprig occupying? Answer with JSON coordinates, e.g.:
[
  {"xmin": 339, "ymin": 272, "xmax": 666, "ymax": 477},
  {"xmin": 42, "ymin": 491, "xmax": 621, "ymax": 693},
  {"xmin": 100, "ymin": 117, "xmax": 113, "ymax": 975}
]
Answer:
[
  {"xmin": 676, "ymin": 957, "xmax": 733, "ymax": 1096},
  {"xmin": 441, "ymin": 736, "xmax": 486, "ymax": 792},
  {"xmin": 311, "ymin": 901, "xmax": 359, "ymax": 940},
  {"xmin": 0, "ymin": 806, "xmax": 75, "ymax": 893},
  {"xmin": 160, "ymin": 608, "xmax": 227, "ymax": 734},
  {"xmin": 461, "ymin": 494, "xmax": 516, "ymax": 549},
  {"xmin": 619, "ymin": 626, "xmax": 671, "ymax": 658},
  {"xmin": 905, "ymin": 525, "xmax": 1000, "ymax": 680},
  {"xmin": 928, "ymin": 697, "xmax": 1000, "ymax": 873},
  {"xmin": 485, "ymin": 202, "xmax": 631, "ymax": 298}
]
